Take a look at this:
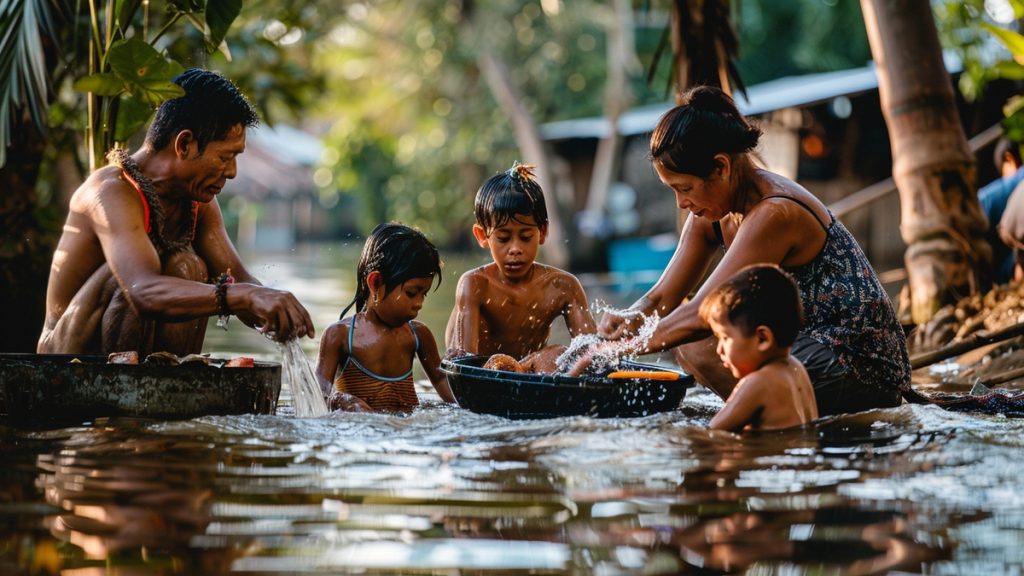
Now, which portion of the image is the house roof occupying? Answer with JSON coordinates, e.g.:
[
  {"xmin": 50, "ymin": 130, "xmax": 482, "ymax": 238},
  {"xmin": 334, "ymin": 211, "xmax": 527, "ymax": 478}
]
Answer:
[
  {"xmin": 541, "ymin": 54, "xmax": 963, "ymax": 141},
  {"xmin": 223, "ymin": 125, "xmax": 323, "ymax": 200}
]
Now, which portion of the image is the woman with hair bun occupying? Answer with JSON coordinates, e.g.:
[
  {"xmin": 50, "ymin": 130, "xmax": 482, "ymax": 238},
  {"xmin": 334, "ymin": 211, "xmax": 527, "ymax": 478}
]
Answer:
[{"xmin": 573, "ymin": 85, "xmax": 910, "ymax": 416}]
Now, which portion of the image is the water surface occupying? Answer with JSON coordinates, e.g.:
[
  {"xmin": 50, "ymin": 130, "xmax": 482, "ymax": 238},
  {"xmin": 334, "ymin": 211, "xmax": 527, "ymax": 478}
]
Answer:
[{"xmin": 2, "ymin": 245, "xmax": 1022, "ymax": 574}]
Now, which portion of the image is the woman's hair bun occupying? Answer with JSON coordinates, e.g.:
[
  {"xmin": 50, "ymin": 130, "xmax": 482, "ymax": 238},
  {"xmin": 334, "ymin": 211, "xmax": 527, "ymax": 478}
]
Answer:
[{"xmin": 682, "ymin": 85, "xmax": 740, "ymax": 117}]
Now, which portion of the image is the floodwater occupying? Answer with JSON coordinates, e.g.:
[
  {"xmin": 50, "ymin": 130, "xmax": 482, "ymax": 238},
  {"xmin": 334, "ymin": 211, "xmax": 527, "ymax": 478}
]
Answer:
[{"xmin": 2, "ymin": 245, "xmax": 1023, "ymax": 575}]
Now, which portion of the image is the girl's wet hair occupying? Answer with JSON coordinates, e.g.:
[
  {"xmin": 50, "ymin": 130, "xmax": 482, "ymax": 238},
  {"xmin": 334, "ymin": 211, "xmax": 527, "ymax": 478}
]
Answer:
[
  {"xmin": 649, "ymin": 85, "xmax": 762, "ymax": 178},
  {"xmin": 146, "ymin": 68, "xmax": 259, "ymax": 155},
  {"xmin": 474, "ymin": 163, "xmax": 548, "ymax": 231},
  {"xmin": 699, "ymin": 264, "xmax": 803, "ymax": 347},
  {"xmin": 340, "ymin": 223, "xmax": 443, "ymax": 318}
]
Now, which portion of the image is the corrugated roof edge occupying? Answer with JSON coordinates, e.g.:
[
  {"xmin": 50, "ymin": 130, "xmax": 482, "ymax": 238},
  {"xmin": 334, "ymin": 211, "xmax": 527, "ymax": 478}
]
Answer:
[{"xmin": 541, "ymin": 52, "xmax": 964, "ymax": 141}]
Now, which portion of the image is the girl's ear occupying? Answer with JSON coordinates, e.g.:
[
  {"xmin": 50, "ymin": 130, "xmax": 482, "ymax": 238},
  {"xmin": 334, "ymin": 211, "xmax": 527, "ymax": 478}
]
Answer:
[
  {"xmin": 367, "ymin": 271, "xmax": 382, "ymax": 292},
  {"xmin": 538, "ymin": 223, "xmax": 548, "ymax": 245},
  {"xmin": 755, "ymin": 325, "xmax": 774, "ymax": 351},
  {"xmin": 174, "ymin": 130, "xmax": 196, "ymax": 159},
  {"xmin": 472, "ymin": 224, "xmax": 489, "ymax": 247}
]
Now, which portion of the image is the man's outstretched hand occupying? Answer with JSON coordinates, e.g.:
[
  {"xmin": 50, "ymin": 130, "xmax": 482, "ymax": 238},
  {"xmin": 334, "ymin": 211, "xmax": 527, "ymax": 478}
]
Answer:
[{"xmin": 232, "ymin": 283, "xmax": 315, "ymax": 341}]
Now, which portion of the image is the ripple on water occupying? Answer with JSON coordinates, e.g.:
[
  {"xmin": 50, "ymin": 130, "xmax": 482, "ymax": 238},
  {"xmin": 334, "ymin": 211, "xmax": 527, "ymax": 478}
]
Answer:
[{"xmin": 10, "ymin": 371, "xmax": 1024, "ymax": 574}]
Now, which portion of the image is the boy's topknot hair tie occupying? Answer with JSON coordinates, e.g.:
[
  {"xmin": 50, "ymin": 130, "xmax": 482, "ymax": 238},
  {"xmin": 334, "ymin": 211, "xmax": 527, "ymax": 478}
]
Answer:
[{"xmin": 507, "ymin": 161, "xmax": 537, "ymax": 183}]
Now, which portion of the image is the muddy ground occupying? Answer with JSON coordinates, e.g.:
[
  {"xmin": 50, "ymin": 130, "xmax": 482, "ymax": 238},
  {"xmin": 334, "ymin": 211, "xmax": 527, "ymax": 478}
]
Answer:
[{"xmin": 909, "ymin": 280, "xmax": 1024, "ymax": 395}]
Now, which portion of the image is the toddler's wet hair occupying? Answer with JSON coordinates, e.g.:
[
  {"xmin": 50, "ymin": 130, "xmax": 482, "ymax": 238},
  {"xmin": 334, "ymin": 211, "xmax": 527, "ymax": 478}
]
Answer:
[
  {"xmin": 340, "ymin": 222, "xmax": 442, "ymax": 318},
  {"xmin": 474, "ymin": 162, "xmax": 548, "ymax": 231},
  {"xmin": 699, "ymin": 264, "xmax": 803, "ymax": 347}
]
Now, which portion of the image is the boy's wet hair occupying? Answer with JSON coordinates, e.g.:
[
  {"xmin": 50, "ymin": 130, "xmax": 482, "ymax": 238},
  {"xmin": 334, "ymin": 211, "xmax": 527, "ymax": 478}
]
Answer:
[
  {"xmin": 474, "ymin": 163, "xmax": 548, "ymax": 231},
  {"xmin": 649, "ymin": 85, "xmax": 762, "ymax": 179},
  {"xmin": 340, "ymin": 222, "xmax": 443, "ymax": 318},
  {"xmin": 699, "ymin": 264, "xmax": 803, "ymax": 347},
  {"xmin": 146, "ymin": 68, "xmax": 259, "ymax": 155}
]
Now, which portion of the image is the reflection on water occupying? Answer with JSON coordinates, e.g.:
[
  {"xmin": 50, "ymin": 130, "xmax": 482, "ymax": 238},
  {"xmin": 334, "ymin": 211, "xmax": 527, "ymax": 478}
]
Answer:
[
  {"xmin": 4, "ymin": 397, "xmax": 1022, "ymax": 574},
  {"xmin": 3, "ymin": 246, "xmax": 1024, "ymax": 573}
]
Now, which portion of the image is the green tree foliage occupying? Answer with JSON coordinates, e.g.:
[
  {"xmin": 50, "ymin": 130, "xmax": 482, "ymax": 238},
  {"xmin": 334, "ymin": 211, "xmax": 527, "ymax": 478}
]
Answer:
[
  {"xmin": 934, "ymin": 0, "xmax": 1024, "ymax": 140},
  {"xmin": 310, "ymin": 0, "xmax": 615, "ymax": 242},
  {"xmin": 735, "ymin": 0, "xmax": 872, "ymax": 85},
  {"xmin": 304, "ymin": 1, "xmax": 690, "ymax": 242},
  {"xmin": 933, "ymin": 0, "xmax": 1024, "ymax": 102}
]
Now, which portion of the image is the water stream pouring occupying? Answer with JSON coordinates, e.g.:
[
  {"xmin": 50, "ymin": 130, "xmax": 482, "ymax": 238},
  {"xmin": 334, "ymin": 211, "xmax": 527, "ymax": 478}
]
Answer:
[{"xmin": 280, "ymin": 339, "xmax": 329, "ymax": 417}]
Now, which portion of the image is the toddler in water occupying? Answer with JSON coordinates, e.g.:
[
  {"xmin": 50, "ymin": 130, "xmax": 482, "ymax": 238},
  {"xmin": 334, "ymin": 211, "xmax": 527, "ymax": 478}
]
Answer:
[
  {"xmin": 699, "ymin": 264, "xmax": 818, "ymax": 431},
  {"xmin": 316, "ymin": 223, "xmax": 456, "ymax": 413},
  {"xmin": 445, "ymin": 163, "xmax": 596, "ymax": 373}
]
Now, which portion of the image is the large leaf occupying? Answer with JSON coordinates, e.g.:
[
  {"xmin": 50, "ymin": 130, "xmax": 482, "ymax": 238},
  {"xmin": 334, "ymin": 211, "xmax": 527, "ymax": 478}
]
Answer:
[
  {"xmin": 168, "ymin": 0, "xmax": 205, "ymax": 12},
  {"xmin": 994, "ymin": 60, "xmax": 1024, "ymax": 81},
  {"xmin": 1010, "ymin": 0, "xmax": 1024, "ymax": 19},
  {"xmin": 981, "ymin": 22, "xmax": 1024, "ymax": 63},
  {"xmin": 114, "ymin": 0, "xmax": 143, "ymax": 33},
  {"xmin": 205, "ymin": 0, "xmax": 242, "ymax": 52},
  {"xmin": 113, "ymin": 95, "xmax": 154, "ymax": 141},
  {"xmin": 106, "ymin": 38, "xmax": 186, "ymax": 106},
  {"xmin": 0, "ymin": 0, "xmax": 55, "ymax": 169},
  {"xmin": 72, "ymin": 72, "xmax": 125, "ymax": 96},
  {"xmin": 1002, "ymin": 99, "xmax": 1024, "ymax": 143}
]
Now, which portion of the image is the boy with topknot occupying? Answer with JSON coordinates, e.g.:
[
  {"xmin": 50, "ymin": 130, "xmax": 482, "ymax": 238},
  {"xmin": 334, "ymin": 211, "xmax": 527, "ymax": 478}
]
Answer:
[{"xmin": 445, "ymin": 163, "xmax": 596, "ymax": 372}]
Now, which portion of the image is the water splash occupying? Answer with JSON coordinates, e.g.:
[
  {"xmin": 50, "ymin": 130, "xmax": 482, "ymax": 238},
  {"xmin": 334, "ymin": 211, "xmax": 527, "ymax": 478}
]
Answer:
[
  {"xmin": 555, "ymin": 303, "xmax": 661, "ymax": 375},
  {"xmin": 280, "ymin": 339, "xmax": 329, "ymax": 417}
]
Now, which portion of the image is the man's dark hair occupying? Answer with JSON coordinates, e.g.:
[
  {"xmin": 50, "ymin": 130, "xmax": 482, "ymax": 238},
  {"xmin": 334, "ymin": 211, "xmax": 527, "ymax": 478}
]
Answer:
[
  {"xmin": 474, "ymin": 163, "xmax": 548, "ymax": 231},
  {"xmin": 699, "ymin": 264, "xmax": 803, "ymax": 347},
  {"xmin": 146, "ymin": 68, "xmax": 259, "ymax": 154}
]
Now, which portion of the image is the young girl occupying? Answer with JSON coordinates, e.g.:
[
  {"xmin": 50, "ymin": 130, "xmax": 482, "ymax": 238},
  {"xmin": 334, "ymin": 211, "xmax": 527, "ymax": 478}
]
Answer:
[{"xmin": 316, "ymin": 223, "xmax": 456, "ymax": 413}]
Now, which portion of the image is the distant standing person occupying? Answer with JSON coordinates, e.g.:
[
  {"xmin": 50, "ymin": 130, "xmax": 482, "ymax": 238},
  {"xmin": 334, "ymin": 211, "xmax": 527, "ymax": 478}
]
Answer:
[
  {"xmin": 316, "ymin": 223, "xmax": 456, "ymax": 413},
  {"xmin": 699, "ymin": 264, "xmax": 818, "ymax": 431},
  {"xmin": 38, "ymin": 68, "xmax": 314, "ymax": 356},
  {"xmin": 978, "ymin": 136, "xmax": 1024, "ymax": 283},
  {"xmin": 571, "ymin": 86, "xmax": 909, "ymax": 416},
  {"xmin": 445, "ymin": 163, "xmax": 596, "ymax": 373}
]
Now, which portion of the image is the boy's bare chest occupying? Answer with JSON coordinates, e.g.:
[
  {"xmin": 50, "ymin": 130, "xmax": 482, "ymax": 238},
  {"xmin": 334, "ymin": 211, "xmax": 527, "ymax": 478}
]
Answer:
[{"xmin": 479, "ymin": 288, "xmax": 561, "ymax": 336}]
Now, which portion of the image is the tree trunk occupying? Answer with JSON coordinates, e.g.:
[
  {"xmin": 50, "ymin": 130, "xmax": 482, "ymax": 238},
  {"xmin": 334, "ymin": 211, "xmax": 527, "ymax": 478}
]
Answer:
[
  {"xmin": 584, "ymin": 0, "xmax": 637, "ymax": 218},
  {"xmin": 477, "ymin": 51, "xmax": 569, "ymax": 269},
  {"xmin": 861, "ymin": 0, "xmax": 992, "ymax": 324},
  {"xmin": 573, "ymin": 0, "xmax": 638, "ymax": 267}
]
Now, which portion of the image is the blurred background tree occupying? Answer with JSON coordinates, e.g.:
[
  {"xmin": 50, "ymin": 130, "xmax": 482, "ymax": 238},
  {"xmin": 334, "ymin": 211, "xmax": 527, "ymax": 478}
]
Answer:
[{"xmin": 3, "ymin": 0, "xmax": 961, "ymax": 351}]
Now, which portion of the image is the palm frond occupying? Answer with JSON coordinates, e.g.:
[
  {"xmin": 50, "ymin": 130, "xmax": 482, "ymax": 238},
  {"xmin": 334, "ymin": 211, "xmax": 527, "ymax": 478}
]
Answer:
[
  {"xmin": 648, "ymin": 0, "xmax": 745, "ymax": 102},
  {"xmin": 0, "ymin": 0, "xmax": 59, "ymax": 169}
]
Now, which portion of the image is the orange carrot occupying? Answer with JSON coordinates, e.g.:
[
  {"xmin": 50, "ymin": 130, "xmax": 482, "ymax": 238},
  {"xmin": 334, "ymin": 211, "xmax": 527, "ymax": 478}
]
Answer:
[{"xmin": 607, "ymin": 370, "xmax": 680, "ymax": 381}]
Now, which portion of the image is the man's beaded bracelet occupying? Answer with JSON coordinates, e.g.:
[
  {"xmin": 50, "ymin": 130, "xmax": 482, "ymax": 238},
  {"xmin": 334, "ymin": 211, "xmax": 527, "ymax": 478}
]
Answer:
[{"xmin": 214, "ymin": 268, "xmax": 235, "ymax": 329}]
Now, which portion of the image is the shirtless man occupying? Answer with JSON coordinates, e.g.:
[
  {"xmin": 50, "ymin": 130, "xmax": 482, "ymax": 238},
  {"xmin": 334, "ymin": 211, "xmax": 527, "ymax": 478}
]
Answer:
[
  {"xmin": 38, "ymin": 68, "xmax": 314, "ymax": 356},
  {"xmin": 445, "ymin": 163, "xmax": 596, "ymax": 371}
]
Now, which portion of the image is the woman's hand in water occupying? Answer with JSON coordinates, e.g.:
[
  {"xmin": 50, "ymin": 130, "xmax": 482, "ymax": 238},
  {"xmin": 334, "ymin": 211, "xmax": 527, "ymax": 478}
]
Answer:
[
  {"xmin": 328, "ymin": 391, "xmax": 373, "ymax": 413},
  {"xmin": 598, "ymin": 310, "xmax": 645, "ymax": 340},
  {"xmin": 567, "ymin": 337, "xmax": 645, "ymax": 377}
]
